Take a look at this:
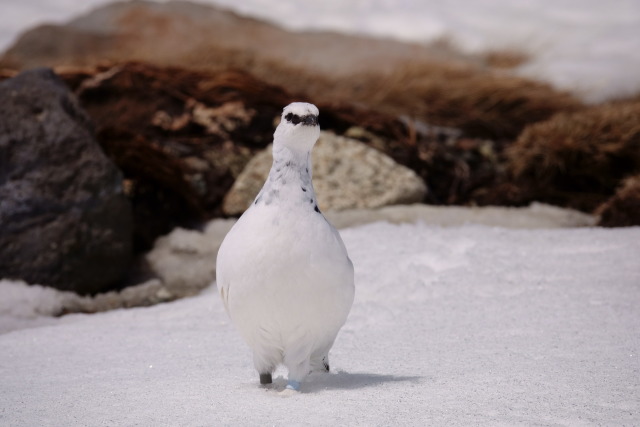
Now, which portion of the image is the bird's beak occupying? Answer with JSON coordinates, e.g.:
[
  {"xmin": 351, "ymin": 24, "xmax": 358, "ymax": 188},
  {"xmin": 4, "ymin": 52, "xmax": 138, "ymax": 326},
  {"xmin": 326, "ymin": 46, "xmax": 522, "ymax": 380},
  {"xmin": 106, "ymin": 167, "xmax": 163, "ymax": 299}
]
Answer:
[{"xmin": 302, "ymin": 114, "xmax": 318, "ymax": 126}]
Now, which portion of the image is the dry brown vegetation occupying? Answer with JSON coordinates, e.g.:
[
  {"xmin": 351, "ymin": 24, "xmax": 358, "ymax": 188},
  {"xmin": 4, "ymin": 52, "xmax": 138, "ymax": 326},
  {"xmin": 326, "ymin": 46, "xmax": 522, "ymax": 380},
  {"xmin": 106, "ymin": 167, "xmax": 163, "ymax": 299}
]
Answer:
[
  {"xmin": 328, "ymin": 62, "xmax": 583, "ymax": 140},
  {"xmin": 482, "ymin": 49, "xmax": 530, "ymax": 69},
  {"xmin": 504, "ymin": 101, "xmax": 640, "ymax": 211},
  {"xmin": 178, "ymin": 50, "xmax": 580, "ymax": 141},
  {"xmin": 184, "ymin": 57, "xmax": 583, "ymax": 141},
  {"xmin": 597, "ymin": 175, "xmax": 640, "ymax": 227}
]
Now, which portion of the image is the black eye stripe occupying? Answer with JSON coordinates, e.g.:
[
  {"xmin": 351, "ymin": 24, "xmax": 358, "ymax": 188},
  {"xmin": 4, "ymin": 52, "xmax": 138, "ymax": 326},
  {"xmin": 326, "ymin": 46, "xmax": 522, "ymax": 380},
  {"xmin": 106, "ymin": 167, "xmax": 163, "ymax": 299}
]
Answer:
[{"xmin": 285, "ymin": 112, "xmax": 302, "ymax": 124}]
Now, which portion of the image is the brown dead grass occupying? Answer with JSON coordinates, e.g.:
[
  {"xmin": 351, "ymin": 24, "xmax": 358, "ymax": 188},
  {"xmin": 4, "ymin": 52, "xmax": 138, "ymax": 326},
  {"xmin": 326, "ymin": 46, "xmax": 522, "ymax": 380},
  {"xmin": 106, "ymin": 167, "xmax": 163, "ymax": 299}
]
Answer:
[
  {"xmin": 173, "ymin": 43, "xmax": 580, "ymax": 141},
  {"xmin": 182, "ymin": 56, "xmax": 576, "ymax": 141},
  {"xmin": 335, "ymin": 62, "xmax": 583, "ymax": 140},
  {"xmin": 506, "ymin": 101, "xmax": 640, "ymax": 210},
  {"xmin": 482, "ymin": 49, "xmax": 530, "ymax": 69},
  {"xmin": 596, "ymin": 174, "xmax": 640, "ymax": 227}
]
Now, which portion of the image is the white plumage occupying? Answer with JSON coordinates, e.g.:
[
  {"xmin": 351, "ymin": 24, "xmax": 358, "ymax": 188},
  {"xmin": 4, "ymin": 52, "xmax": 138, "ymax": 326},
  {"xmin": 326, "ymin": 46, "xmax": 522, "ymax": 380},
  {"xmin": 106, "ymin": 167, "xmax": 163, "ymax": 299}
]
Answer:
[{"xmin": 216, "ymin": 102, "xmax": 355, "ymax": 391}]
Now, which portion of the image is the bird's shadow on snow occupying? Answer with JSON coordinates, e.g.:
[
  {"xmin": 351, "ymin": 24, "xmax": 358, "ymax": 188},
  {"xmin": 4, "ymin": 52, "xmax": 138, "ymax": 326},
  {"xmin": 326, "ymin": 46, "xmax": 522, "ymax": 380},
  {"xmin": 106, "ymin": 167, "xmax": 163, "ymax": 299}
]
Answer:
[{"xmin": 299, "ymin": 371, "xmax": 422, "ymax": 393}]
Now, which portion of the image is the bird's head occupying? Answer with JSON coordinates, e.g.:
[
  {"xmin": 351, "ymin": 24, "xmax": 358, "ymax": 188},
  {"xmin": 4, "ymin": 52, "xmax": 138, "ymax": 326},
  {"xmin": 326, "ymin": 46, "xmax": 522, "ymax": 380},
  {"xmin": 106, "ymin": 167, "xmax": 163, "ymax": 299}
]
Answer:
[{"xmin": 273, "ymin": 102, "xmax": 320, "ymax": 153}]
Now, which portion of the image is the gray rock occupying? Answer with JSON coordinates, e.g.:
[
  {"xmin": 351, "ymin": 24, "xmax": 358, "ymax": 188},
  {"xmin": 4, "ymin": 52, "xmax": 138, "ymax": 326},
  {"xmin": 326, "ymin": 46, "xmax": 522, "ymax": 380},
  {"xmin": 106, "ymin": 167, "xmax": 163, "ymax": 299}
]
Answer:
[
  {"xmin": 223, "ymin": 131, "xmax": 428, "ymax": 214},
  {"xmin": 0, "ymin": 68, "xmax": 133, "ymax": 294}
]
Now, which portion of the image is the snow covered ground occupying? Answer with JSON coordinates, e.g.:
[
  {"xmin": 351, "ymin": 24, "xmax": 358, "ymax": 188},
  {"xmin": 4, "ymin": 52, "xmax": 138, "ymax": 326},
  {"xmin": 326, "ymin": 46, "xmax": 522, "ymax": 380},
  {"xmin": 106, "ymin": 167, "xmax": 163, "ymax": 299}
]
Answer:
[
  {"xmin": 2, "ymin": 0, "xmax": 640, "ymax": 102},
  {"xmin": 1, "ymin": 222, "xmax": 639, "ymax": 425}
]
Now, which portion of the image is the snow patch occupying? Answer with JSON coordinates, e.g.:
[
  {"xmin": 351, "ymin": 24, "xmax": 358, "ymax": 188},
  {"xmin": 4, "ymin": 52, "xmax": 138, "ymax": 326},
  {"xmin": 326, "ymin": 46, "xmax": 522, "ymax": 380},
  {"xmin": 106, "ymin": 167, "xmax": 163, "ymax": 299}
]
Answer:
[{"xmin": 1, "ymin": 223, "xmax": 638, "ymax": 425}]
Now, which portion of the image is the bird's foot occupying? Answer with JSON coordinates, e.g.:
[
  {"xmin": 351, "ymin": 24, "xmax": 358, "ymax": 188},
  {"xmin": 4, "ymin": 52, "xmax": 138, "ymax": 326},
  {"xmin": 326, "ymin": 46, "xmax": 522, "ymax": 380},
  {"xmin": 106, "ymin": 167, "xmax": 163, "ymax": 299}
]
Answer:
[{"xmin": 259, "ymin": 373, "xmax": 273, "ymax": 385}]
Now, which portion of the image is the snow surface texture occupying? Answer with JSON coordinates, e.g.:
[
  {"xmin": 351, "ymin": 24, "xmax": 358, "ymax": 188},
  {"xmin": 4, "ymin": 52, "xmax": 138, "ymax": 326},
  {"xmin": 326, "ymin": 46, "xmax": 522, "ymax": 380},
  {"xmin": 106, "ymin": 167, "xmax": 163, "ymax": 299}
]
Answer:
[
  {"xmin": 1, "ymin": 222, "xmax": 639, "ymax": 425},
  {"xmin": 2, "ymin": 0, "xmax": 639, "ymax": 102}
]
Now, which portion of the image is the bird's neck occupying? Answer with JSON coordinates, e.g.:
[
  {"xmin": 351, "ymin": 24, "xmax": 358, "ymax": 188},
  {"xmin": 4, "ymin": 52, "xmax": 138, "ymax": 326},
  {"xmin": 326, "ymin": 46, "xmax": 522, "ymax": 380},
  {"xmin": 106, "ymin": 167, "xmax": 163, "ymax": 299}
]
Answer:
[
  {"xmin": 253, "ymin": 145, "xmax": 319, "ymax": 208},
  {"xmin": 273, "ymin": 145, "xmax": 312, "ymax": 173}
]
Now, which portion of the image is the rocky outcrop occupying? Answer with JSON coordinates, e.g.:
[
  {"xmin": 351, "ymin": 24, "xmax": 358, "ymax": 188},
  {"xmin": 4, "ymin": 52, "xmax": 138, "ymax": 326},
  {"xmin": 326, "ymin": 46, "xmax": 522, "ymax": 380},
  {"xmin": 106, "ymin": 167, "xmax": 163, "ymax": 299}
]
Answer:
[
  {"xmin": 0, "ymin": 68, "xmax": 133, "ymax": 294},
  {"xmin": 222, "ymin": 132, "xmax": 428, "ymax": 214},
  {"xmin": 33, "ymin": 63, "xmax": 493, "ymax": 242},
  {"xmin": 1, "ymin": 63, "xmax": 591, "ymax": 229}
]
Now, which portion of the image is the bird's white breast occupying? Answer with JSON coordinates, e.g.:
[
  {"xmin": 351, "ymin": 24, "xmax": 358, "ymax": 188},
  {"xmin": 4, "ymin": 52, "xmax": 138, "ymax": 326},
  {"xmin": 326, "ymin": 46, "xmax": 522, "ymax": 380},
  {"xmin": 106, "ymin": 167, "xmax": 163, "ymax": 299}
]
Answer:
[{"xmin": 216, "ymin": 202, "xmax": 354, "ymax": 352}]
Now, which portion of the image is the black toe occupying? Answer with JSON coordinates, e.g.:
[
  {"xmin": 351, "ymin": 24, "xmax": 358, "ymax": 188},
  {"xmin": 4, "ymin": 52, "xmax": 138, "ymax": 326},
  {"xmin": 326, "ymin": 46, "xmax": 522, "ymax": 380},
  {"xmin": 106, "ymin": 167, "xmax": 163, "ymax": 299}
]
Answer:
[{"xmin": 260, "ymin": 373, "xmax": 273, "ymax": 384}]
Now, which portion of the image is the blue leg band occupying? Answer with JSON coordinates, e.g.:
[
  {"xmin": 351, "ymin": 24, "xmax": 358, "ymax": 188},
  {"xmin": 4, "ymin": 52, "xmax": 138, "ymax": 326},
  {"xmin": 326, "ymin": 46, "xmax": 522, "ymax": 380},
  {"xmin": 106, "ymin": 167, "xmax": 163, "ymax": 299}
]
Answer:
[{"xmin": 286, "ymin": 380, "xmax": 301, "ymax": 391}]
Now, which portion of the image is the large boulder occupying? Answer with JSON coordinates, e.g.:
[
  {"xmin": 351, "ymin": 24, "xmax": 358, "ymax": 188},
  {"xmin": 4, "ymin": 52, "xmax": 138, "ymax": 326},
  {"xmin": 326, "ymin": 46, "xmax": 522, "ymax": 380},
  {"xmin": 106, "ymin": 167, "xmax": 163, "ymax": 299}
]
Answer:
[
  {"xmin": 0, "ymin": 68, "xmax": 133, "ymax": 294},
  {"xmin": 222, "ymin": 131, "xmax": 428, "ymax": 215}
]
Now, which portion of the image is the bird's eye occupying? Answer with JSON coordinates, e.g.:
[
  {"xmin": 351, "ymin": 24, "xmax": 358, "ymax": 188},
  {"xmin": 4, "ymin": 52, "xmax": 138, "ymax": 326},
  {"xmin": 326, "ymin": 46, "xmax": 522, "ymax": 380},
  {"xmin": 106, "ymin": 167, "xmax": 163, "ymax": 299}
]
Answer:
[{"xmin": 285, "ymin": 112, "xmax": 301, "ymax": 125}]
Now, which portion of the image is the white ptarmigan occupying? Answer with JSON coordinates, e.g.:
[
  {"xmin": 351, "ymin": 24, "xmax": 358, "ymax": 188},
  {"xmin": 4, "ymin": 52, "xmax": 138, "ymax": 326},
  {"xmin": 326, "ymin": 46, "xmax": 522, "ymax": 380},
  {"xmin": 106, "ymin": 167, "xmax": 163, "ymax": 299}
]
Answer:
[{"xmin": 216, "ymin": 102, "xmax": 355, "ymax": 392}]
